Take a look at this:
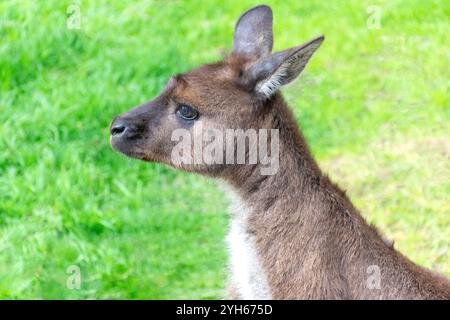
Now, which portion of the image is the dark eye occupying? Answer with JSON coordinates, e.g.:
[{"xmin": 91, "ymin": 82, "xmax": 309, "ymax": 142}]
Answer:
[{"xmin": 176, "ymin": 104, "xmax": 199, "ymax": 121}]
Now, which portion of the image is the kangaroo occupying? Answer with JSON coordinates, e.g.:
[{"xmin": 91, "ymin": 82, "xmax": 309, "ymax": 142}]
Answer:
[{"xmin": 110, "ymin": 5, "xmax": 450, "ymax": 299}]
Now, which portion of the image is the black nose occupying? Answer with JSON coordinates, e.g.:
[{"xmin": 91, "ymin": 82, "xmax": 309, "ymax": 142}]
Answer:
[{"xmin": 110, "ymin": 119, "xmax": 127, "ymax": 136}]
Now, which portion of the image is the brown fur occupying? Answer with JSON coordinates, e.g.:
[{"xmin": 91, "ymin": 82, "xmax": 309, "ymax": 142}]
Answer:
[{"xmin": 110, "ymin": 5, "xmax": 450, "ymax": 299}]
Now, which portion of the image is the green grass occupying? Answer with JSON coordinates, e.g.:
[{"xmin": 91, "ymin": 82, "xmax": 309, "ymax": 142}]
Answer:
[{"xmin": 0, "ymin": 0, "xmax": 448, "ymax": 299}]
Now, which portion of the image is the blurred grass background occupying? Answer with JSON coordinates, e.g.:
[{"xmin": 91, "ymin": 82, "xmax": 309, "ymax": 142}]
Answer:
[{"xmin": 0, "ymin": 0, "xmax": 448, "ymax": 299}]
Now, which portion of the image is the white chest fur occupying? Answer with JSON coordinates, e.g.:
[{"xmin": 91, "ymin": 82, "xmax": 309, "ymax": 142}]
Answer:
[{"xmin": 225, "ymin": 192, "xmax": 272, "ymax": 300}]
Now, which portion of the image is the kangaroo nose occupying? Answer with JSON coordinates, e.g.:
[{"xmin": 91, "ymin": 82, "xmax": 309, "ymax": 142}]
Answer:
[{"xmin": 110, "ymin": 119, "xmax": 127, "ymax": 136}]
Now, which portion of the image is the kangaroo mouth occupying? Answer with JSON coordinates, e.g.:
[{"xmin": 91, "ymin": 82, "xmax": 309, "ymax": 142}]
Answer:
[
  {"xmin": 110, "ymin": 134, "xmax": 142, "ymax": 158},
  {"xmin": 109, "ymin": 115, "xmax": 147, "ymax": 158}
]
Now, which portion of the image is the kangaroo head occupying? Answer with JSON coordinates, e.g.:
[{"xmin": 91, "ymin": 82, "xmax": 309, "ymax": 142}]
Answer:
[{"xmin": 110, "ymin": 5, "xmax": 323, "ymax": 177}]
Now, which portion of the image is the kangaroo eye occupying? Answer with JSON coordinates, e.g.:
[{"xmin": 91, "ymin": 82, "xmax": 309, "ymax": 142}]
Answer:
[{"xmin": 176, "ymin": 104, "xmax": 199, "ymax": 121}]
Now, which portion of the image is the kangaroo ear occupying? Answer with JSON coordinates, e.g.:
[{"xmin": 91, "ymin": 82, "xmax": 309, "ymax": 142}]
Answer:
[
  {"xmin": 233, "ymin": 5, "xmax": 273, "ymax": 58},
  {"xmin": 241, "ymin": 36, "xmax": 324, "ymax": 99}
]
